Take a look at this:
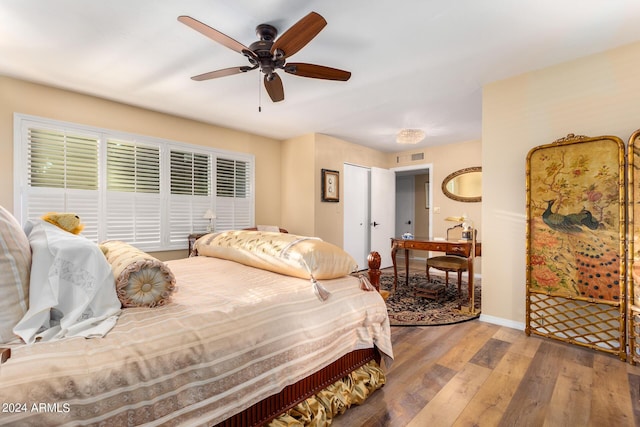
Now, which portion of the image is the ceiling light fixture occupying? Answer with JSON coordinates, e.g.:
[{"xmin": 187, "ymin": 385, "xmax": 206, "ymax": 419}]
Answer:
[{"xmin": 396, "ymin": 128, "xmax": 426, "ymax": 144}]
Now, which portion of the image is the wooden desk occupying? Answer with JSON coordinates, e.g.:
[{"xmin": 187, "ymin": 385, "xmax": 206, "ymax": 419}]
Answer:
[{"xmin": 391, "ymin": 237, "xmax": 481, "ymax": 310}]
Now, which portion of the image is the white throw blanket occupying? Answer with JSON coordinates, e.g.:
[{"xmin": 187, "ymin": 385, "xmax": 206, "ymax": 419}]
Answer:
[{"xmin": 13, "ymin": 220, "xmax": 121, "ymax": 344}]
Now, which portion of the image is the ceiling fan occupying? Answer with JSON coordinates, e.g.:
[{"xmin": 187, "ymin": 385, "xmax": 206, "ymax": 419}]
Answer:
[{"xmin": 178, "ymin": 11, "xmax": 351, "ymax": 103}]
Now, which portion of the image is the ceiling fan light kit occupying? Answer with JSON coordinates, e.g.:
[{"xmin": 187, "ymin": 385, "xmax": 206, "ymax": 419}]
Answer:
[
  {"xmin": 178, "ymin": 11, "xmax": 351, "ymax": 103},
  {"xmin": 396, "ymin": 129, "xmax": 426, "ymax": 144}
]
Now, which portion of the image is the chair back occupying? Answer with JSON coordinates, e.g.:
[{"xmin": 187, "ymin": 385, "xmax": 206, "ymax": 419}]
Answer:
[{"xmin": 446, "ymin": 224, "xmax": 463, "ymax": 241}]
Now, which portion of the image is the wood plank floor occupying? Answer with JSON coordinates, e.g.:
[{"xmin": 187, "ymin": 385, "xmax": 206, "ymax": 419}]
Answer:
[
  {"xmin": 333, "ymin": 322, "xmax": 640, "ymax": 427},
  {"xmin": 334, "ymin": 259, "xmax": 640, "ymax": 426}
]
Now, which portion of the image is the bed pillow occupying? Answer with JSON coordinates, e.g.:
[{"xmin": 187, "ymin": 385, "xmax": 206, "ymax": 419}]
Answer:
[
  {"xmin": 195, "ymin": 230, "xmax": 358, "ymax": 280},
  {"xmin": 0, "ymin": 206, "xmax": 31, "ymax": 344},
  {"xmin": 101, "ymin": 240, "xmax": 176, "ymax": 308},
  {"xmin": 13, "ymin": 220, "xmax": 121, "ymax": 344}
]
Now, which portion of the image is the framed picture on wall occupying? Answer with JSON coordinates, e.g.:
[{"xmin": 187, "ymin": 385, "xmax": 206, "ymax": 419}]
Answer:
[{"xmin": 321, "ymin": 169, "xmax": 339, "ymax": 202}]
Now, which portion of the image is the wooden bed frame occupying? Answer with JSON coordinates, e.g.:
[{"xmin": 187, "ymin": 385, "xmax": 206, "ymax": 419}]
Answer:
[{"xmin": 217, "ymin": 251, "xmax": 384, "ymax": 427}]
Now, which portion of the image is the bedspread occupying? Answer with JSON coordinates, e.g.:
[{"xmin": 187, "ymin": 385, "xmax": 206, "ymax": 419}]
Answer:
[{"xmin": 0, "ymin": 256, "xmax": 392, "ymax": 426}]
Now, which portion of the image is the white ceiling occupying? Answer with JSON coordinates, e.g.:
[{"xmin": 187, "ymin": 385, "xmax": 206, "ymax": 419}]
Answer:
[{"xmin": 2, "ymin": 1, "xmax": 640, "ymax": 152}]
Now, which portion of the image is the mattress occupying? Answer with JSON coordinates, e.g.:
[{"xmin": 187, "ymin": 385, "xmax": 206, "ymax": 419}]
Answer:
[{"xmin": 0, "ymin": 255, "xmax": 392, "ymax": 426}]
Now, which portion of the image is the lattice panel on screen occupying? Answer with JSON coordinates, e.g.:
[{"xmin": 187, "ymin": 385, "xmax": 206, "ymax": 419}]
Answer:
[
  {"xmin": 630, "ymin": 307, "xmax": 640, "ymax": 363},
  {"xmin": 527, "ymin": 293, "xmax": 624, "ymax": 358}
]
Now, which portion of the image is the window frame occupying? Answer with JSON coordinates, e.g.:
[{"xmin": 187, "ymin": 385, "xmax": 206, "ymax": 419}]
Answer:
[{"xmin": 13, "ymin": 113, "xmax": 255, "ymax": 251}]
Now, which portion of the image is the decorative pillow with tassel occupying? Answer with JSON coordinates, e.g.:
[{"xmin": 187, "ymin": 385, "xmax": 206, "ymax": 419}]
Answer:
[{"xmin": 195, "ymin": 230, "xmax": 358, "ymax": 301}]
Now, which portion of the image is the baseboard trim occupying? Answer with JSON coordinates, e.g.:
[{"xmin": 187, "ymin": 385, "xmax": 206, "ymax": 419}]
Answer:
[{"xmin": 479, "ymin": 314, "xmax": 525, "ymax": 331}]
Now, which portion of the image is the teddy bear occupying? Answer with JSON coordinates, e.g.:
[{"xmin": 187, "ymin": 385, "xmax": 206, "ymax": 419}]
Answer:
[
  {"xmin": 41, "ymin": 212, "xmax": 110, "ymax": 255},
  {"xmin": 41, "ymin": 212, "xmax": 85, "ymax": 235}
]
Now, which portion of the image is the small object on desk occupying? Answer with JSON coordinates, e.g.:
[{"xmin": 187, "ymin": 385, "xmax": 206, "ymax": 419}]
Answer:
[{"xmin": 402, "ymin": 232, "xmax": 414, "ymax": 240}]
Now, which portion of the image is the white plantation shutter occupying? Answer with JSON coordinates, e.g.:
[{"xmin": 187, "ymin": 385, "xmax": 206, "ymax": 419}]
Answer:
[
  {"xmin": 216, "ymin": 157, "xmax": 253, "ymax": 231},
  {"xmin": 168, "ymin": 149, "xmax": 213, "ymax": 247},
  {"xmin": 25, "ymin": 126, "xmax": 100, "ymax": 240},
  {"xmin": 106, "ymin": 140, "xmax": 161, "ymax": 250},
  {"xmin": 15, "ymin": 114, "xmax": 255, "ymax": 250}
]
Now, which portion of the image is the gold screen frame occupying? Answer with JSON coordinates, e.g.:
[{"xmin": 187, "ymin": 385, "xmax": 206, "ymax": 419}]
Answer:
[{"xmin": 526, "ymin": 134, "xmax": 626, "ymax": 360}]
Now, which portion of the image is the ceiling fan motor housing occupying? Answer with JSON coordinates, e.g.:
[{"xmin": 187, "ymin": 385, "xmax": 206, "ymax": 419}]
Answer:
[{"xmin": 248, "ymin": 24, "xmax": 285, "ymax": 79}]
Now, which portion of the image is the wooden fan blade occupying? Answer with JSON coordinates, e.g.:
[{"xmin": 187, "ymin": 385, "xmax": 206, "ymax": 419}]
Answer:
[
  {"xmin": 271, "ymin": 12, "xmax": 326, "ymax": 58},
  {"xmin": 178, "ymin": 16, "xmax": 248, "ymax": 54},
  {"xmin": 284, "ymin": 63, "xmax": 351, "ymax": 81},
  {"xmin": 191, "ymin": 66, "xmax": 253, "ymax": 81},
  {"xmin": 264, "ymin": 73, "xmax": 284, "ymax": 102}
]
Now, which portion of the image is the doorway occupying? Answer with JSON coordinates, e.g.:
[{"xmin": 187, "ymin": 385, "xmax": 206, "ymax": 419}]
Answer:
[{"xmin": 393, "ymin": 166, "xmax": 432, "ymax": 239}]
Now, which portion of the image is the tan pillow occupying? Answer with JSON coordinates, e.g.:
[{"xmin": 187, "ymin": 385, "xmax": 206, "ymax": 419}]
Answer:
[
  {"xmin": 195, "ymin": 230, "xmax": 358, "ymax": 280},
  {"xmin": 101, "ymin": 241, "xmax": 176, "ymax": 308},
  {"xmin": 0, "ymin": 206, "xmax": 31, "ymax": 343}
]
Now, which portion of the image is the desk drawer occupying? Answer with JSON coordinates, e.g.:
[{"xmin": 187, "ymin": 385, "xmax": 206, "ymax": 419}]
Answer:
[
  {"xmin": 402, "ymin": 241, "xmax": 418, "ymax": 249},
  {"xmin": 447, "ymin": 244, "xmax": 470, "ymax": 256}
]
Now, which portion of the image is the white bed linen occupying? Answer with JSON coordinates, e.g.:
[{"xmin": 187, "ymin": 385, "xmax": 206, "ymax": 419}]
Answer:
[
  {"xmin": 12, "ymin": 220, "xmax": 120, "ymax": 344},
  {"xmin": 0, "ymin": 256, "xmax": 392, "ymax": 426}
]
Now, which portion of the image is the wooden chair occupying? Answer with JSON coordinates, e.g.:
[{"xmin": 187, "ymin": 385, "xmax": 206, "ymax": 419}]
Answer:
[{"xmin": 425, "ymin": 224, "xmax": 470, "ymax": 297}]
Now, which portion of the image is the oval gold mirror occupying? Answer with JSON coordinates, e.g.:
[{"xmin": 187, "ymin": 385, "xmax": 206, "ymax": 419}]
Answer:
[{"xmin": 442, "ymin": 166, "xmax": 482, "ymax": 202}]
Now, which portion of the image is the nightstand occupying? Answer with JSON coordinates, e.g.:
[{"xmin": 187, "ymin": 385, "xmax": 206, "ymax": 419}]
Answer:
[{"xmin": 188, "ymin": 233, "xmax": 208, "ymax": 256}]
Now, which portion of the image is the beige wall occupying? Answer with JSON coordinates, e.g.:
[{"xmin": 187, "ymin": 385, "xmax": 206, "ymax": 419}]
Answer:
[
  {"xmin": 281, "ymin": 133, "xmax": 315, "ymax": 236},
  {"xmin": 391, "ymin": 140, "xmax": 483, "ymax": 272},
  {"xmin": 313, "ymin": 134, "xmax": 388, "ymax": 246},
  {"xmin": 482, "ymin": 40, "xmax": 640, "ymax": 327},
  {"xmin": 0, "ymin": 76, "xmax": 282, "ymax": 260}
]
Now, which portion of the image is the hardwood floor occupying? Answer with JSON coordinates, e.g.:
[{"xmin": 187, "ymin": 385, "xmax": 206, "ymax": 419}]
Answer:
[
  {"xmin": 334, "ymin": 258, "xmax": 640, "ymax": 426},
  {"xmin": 334, "ymin": 322, "xmax": 640, "ymax": 427}
]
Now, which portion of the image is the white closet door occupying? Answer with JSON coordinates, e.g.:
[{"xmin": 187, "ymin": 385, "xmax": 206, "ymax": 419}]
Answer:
[
  {"xmin": 343, "ymin": 164, "xmax": 370, "ymax": 271},
  {"xmin": 370, "ymin": 167, "xmax": 396, "ymax": 268}
]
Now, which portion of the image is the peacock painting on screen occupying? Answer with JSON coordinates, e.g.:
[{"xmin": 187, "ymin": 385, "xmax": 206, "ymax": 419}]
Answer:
[{"xmin": 525, "ymin": 133, "xmax": 626, "ymax": 359}]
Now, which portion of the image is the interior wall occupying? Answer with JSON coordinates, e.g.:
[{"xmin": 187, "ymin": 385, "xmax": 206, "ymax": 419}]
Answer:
[
  {"xmin": 392, "ymin": 140, "xmax": 482, "ymax": 241},
  {"xmin": 482, "ymin": 40, "xmax": 640, "ymax": 327},
  {"xmin": 312, "ymin": 133, "xmax": 388, "ymax": 247},
  {"xmin": 281, "ymin": 133, "xmax": 315, "ymax": 236},
  {"xmin": 391, "ymin": 140, "xmax": 482, "ymax": 275},
  {"xmin": 0, "ymin": 76, "xmax": 282, "ymax": 260}
]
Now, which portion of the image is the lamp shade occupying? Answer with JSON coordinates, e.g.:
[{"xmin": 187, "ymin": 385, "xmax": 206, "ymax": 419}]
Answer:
[{"xmin": 203, "ymin": 209, "xmax": 216, "ymax": 220}]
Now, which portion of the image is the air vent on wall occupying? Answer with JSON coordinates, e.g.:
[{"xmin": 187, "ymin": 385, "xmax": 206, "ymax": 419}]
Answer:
[{"xmin": 396, "ymin": 152, "xmax": 425, "ymax": 163}]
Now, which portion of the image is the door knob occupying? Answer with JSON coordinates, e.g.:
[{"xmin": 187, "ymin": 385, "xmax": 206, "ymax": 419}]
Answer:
[{"xmin": 372, "ymin": 221, "xmax": 380, "ymax": 227}]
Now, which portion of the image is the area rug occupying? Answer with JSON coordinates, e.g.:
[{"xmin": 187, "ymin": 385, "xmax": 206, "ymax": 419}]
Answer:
[{"xmin": 379, "ymin": 273, "xmax": 481, "ymax": 326}]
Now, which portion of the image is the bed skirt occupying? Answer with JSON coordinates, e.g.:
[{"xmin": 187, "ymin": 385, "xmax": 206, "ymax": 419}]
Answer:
[{"xmin": 216, "ymin": 348, "xmax": 383, "ymax": 426}]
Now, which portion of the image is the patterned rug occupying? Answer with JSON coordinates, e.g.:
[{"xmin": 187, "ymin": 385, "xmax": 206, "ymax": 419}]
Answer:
[{"xmin": 379, "ymin": 273, "xmax": 481, "ymax": 326}]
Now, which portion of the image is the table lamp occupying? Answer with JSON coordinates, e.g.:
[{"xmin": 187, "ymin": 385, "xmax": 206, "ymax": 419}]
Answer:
[{"xmin": 203, "ymin": 209, "xmax": 216, "ymax": 232}]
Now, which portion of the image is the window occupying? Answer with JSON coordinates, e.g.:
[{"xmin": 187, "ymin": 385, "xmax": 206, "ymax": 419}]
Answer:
[
  {"xmin": 168, "ymin": 149, "xmax": 212, "ymax": 246},
  {"xmin": 105, "ymin": 140, "xmax": 162, "ymax": 247},
  {"xmin": 25, "ymin": 126, "xmax": 101, "ymax": 241},
  {"xmin": 216, "ymin": 158, "xmax": 252, "ymax": 230},
  {"xmin": 15, "ymin": 114, "xmax": 254, "ymax": 251}
]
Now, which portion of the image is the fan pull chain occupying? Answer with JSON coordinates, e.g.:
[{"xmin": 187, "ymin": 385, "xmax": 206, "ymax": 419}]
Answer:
[{"xmin": 258, "ymin": 72, "xmax": 262, "ymax": 112}]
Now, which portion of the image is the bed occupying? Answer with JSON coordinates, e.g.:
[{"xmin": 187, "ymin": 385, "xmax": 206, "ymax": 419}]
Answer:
[{"xmin": 0, "ymin": 207, "xmax": 392, "ymax": 426}]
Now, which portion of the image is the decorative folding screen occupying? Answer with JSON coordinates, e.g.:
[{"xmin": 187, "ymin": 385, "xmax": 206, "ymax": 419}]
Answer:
[
  {"xmin": 526, "ymin": 134, "xmax": 627, "ymax": 360},
  {"xmin": 628, "ymin": 130, "xmax": 640, "ymax": 363}
]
